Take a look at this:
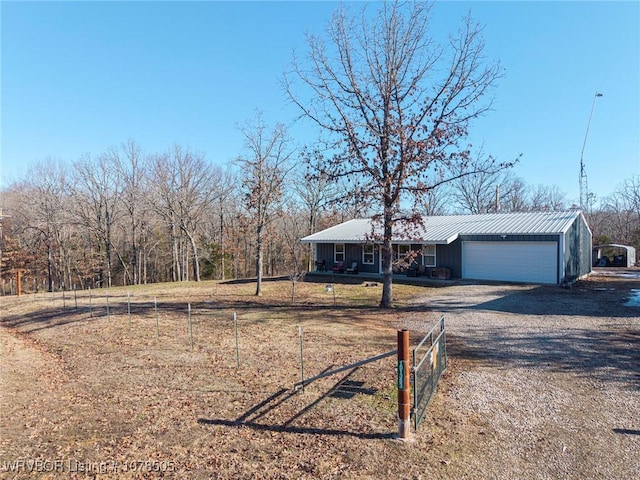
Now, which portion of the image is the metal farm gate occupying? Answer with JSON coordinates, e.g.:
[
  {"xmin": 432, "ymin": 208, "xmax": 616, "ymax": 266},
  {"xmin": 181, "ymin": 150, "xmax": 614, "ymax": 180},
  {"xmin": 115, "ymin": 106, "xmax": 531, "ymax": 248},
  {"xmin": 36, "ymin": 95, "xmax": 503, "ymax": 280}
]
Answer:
[{"xmin": 412, "ymin": 316, "xmax": 447, "ymax": 430}]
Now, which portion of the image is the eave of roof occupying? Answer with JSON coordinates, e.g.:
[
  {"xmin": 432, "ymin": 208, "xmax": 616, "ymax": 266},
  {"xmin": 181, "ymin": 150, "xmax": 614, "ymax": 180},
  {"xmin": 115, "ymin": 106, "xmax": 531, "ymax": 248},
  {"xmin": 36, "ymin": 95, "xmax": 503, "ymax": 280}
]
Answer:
[{"xmin": 300, "ymin": 211, "xmax": 581, "ymax": 244}]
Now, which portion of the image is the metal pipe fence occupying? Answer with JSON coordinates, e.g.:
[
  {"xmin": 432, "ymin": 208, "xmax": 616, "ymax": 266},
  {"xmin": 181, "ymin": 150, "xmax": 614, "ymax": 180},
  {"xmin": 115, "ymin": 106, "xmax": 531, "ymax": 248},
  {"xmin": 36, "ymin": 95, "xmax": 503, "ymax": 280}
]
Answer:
[{"xmin": 412, "ymin": 315, "xmax": 447, "ymax": 430}]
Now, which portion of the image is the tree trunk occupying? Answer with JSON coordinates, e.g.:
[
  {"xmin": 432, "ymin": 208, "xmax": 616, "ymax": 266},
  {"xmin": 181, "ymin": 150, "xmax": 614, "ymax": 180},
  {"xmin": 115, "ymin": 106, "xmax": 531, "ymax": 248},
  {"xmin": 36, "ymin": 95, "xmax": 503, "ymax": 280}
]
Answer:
[
  {"xmin": 219, "ymin": 209, "xmax": 225, "ymax": 281},
  {"xmin": 170, "ymin": 223, "xmax": 180, "ymax": 282},
  {"xmin": 132, "ymin": 237, "xmax": 138, "ymax": 285},
  {"xmin": 255, "ymin": 223, "xmax": 263, "ymax": 296},
  {"xmin": 47, "ymin": 244, "xmax": 54, "ymax": 293},
  {"xmin": 380, "ymin": 206, "xmax": 394, "ymax": 308},
  {"xmin": 105, "ymin": 212, "xmax": 113, "ymax": 288},
  {"xmin": 187, "ymin": 233, "xmax": 200, "ymax": 282}
]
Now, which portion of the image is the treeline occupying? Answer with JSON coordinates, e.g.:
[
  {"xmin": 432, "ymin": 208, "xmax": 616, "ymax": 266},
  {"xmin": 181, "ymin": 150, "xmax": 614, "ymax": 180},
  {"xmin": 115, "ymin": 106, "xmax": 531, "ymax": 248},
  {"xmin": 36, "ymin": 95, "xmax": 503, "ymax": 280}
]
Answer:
[
  {"xmin": 0, "ymin": 136, "xmax": 350, "ymax": 292},
  {"xmin": 1, "ymin": 136, "xmax": 638, "ymax": 292}
]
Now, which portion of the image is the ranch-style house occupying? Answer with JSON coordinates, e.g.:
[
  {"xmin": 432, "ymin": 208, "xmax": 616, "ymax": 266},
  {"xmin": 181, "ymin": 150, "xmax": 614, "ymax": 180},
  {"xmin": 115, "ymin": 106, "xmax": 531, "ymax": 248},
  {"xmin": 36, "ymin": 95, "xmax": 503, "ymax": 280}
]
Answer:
[{"xmin": 301, "ymin": 211, "xmax": 592, "ymax": 285}]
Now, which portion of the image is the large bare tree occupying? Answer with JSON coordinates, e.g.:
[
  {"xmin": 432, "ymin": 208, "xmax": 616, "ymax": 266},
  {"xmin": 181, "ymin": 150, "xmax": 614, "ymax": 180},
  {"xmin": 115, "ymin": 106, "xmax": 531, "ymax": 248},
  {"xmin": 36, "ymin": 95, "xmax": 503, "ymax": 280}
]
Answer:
[
  {"xmin": 72, "ymin": 153, "xmax": 122, "ymax": 288},
  {"xmin": 293, "ymin": 147, "xmax": 341, "ymax": 271},
  {"xmin": 596, "ymin": 175, "xmax": 640, "ymax": 248},
  {"xmin": 237, "ymin": 112, "xmax": 294, "ymax": 296},
  {"xmin": 149, "ymin": 145, "xmax": 219, "ymax": 282},
  {"xmin": 451, "ymin": 150, "xmax": 518, "ymax": 213},
  {"xmin": 285, "ymin": 1, "xmax": 508, "ymax": 307},
  {"xmin": 111, "ymin": 139, "xmax": 148, "ymax": 285},
  {"xmin": 10, "ymin": 160, "xmax": 72, "ymax": 291}
]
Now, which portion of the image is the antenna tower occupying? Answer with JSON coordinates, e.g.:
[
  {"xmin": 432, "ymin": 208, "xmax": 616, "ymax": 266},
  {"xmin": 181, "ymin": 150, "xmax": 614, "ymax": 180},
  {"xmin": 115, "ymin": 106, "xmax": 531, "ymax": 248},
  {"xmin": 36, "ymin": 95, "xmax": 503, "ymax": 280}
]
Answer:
[{"xmin": 579, "ymin": 92, "xmax": 603, "ymax": 211}]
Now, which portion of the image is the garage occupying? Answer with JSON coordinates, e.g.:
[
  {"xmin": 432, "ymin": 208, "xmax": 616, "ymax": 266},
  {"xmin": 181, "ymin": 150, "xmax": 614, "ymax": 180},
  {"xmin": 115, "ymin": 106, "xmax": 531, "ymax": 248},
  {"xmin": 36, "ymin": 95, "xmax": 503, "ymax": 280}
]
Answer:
[{"xmin": 462, "ymin": 241, "xmax": 559, "ymax": 284}]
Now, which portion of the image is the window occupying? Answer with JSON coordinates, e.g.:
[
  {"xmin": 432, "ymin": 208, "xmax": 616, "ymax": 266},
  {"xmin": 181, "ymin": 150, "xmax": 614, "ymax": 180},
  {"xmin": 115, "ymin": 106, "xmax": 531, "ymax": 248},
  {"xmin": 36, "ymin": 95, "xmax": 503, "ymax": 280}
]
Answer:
[
  {"xmin": 363, "ymin": 244, "xmax": 374, "ymax": 265},
  {"xmin": 334, "ymin": 243, "xmax": 345, "ymax": 262},
  {"xmin": 423, "ymin": 244, "xmax": 436, "ymax": 267},
  {"xmin": 397, "ymin": 244, "xmax": 411, "ymax": 261}
]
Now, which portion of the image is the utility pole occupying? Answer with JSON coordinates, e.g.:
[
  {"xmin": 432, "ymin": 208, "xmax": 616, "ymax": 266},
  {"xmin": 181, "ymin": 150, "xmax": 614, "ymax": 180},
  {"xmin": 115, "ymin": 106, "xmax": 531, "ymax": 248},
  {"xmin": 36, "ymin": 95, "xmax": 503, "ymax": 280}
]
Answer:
[{"xmin": 579, "ymin": 92, "xmax": 603, "ymax": 212}]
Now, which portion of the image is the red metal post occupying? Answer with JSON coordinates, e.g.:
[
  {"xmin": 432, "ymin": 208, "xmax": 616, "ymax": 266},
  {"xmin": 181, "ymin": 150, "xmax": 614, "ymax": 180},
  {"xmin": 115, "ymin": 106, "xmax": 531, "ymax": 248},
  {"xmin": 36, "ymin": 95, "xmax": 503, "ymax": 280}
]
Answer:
[
  {"xmin": 16, "ymin": 270, "xmax": 22, "ymax": 297},
  {"xmin": 397, "ymin": 329, "xmax": 411, "ymax": 439}
]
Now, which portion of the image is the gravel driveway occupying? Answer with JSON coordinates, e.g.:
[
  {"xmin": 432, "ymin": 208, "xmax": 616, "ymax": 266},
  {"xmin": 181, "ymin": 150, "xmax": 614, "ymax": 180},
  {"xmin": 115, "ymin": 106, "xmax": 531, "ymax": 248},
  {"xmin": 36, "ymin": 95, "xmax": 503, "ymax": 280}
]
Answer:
[{"xmin": 402, "ymin": 270, "xmax": 640, "ymax": 479}]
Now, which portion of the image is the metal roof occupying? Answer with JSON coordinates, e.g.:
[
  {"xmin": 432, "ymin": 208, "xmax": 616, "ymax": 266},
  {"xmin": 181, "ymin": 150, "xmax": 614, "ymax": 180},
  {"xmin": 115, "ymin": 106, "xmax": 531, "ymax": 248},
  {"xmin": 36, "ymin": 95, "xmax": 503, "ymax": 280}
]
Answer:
[{"xmin": 301, "ymin": 211, "xmax": 582, "ymax": 244}]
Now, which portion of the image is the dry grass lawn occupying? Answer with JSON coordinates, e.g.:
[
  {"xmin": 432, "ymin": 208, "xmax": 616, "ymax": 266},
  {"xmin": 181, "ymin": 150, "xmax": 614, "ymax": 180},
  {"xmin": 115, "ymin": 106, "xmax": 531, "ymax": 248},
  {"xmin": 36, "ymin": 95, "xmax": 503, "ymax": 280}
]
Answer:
[{"xmin": 1, "ymin": 273, "xmax": 638, "ymax": 479}]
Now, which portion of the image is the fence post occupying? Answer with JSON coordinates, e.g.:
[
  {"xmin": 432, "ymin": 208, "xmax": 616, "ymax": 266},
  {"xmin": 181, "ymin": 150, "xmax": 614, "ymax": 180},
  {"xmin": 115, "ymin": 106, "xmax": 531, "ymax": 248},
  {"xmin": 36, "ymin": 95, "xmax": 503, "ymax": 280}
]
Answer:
[
  {"xmin": 16, "ymin": 270, "xmax": 21, "ymax": 296},
  {"xmin": 233, "ymin": 311, "xmax": 239, "ymax": 368},
  {"xmin": 188, "ymin": 303, "xmax": 194, "ymax": 350},
  {"xmin": 155, "ymin": 296, "xmax": 159, "ymax": 338},
  {"xmin": 397, "ymin": 329, "xmax": 411, "ymax": 439},
  {"xmin": 298, "ymin": 326, "xmax": 305, "ymax": 392}
]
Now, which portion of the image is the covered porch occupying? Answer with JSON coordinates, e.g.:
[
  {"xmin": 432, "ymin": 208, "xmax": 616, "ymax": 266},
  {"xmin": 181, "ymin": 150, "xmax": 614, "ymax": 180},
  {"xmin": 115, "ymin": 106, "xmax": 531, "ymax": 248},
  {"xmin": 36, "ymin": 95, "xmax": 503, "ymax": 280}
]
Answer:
[{"xmin": 304, "ymin": 269, "xmax": 456, "ymax": 287}]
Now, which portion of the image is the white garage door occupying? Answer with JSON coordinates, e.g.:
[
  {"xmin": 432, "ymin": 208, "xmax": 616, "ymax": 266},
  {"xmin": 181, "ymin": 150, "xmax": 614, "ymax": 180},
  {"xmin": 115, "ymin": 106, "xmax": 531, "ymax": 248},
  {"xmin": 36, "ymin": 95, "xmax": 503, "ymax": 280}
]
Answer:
[{"xmin": 462, "ymin": 241, "xmax": 558, "ymax": 284}]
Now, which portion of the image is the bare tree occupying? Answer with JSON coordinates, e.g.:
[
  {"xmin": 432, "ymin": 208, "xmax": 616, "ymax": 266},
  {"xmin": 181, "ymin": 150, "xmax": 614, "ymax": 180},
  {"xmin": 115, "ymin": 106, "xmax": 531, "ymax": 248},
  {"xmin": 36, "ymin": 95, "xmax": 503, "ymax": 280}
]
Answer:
[
  {"xmin": 279, "ymin": 202, "xmax": 308, "ymax": 301},
  {"xmin": 285, "ymin": 1, "xmax": 509, "ymax": 307},
  {"xmin": 451, "ymin": 150, "xmax": 518, "ymax": 213},
  {"xmin": 415, "ymin": 182, "xmax": 451, "ymax": 215},
  {"xmin": 149, "ymin": 145, "xmax": 219, "ymax": 282},
  {"xmin": 528, "ymin": 184, "xmax": 567, "ymax": 212},
  {"xmin": 71, "ymin": 154, "xmax": 121, "ymax": 288},
  {"xmin": 498, "ymin": 175, "xmax": 529, "ymax": 213},
  {"xmin": 618, "ymin": 175, "xmax": 640, "ymax": 220},
  {"xmin": 111, "ymin": 139, "xmax": 149, "ymax": 285},
  {"xmin": 597, "ymin": 175, "xmax": 640, "ymax": 248},
  {"xmin": 204, "ymin": 167, "xmax": 237, "ymax": 280},
  {"xmin": 293, "ymin": 147, "xmax": 341, "ymax": 270},
  {"xmin": 6, "ymin": 160, "xmax": 72, "ymax": 291},
  {"xmin": 237, "ymin": 111, "xmax": 294, "ymax": 296}
]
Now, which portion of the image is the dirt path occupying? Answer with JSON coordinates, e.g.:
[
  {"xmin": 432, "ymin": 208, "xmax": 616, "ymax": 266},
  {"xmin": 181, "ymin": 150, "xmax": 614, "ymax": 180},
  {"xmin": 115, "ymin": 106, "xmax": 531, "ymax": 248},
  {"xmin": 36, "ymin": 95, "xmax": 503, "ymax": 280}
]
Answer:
[{"xmin": 0, "ymin": 327, "xmax": 67, "ymax": 461}]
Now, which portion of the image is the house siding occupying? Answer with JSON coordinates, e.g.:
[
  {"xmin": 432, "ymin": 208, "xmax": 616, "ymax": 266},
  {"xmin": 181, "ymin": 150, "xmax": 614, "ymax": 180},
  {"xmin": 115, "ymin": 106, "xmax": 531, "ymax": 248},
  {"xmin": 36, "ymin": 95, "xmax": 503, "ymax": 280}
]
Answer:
[
  {"xmin": 314, "ymin": 242, "xmax": 460, "ymax": 276},
  {"xmin": 434, "ymin": 240, "xmax": 462, "ymax": 278},
  {"xmin": 563, "ymin": 215, "xmax": 592, "ymax": 281},
  {"xmin": 314, "ymin": 243, "xmax": 379, "ymax": 273}
]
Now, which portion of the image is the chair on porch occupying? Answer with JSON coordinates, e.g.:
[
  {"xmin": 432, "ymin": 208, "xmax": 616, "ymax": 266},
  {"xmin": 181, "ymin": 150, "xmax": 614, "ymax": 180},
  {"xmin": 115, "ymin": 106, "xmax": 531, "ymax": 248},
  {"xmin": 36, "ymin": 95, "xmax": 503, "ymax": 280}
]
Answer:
[
  {"xmin": 345, "ymin": 261, "xmax": 359, "ymax": 274},
  {"xmin": 332, "ymin": 261, "xmax": 344, "ymax": 273}
]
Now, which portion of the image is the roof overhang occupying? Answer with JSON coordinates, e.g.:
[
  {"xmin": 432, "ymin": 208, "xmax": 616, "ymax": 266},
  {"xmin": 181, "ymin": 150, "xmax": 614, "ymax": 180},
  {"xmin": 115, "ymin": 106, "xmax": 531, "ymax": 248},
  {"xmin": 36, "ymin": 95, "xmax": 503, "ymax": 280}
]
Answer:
[{"xmin": 301, "ymin": 212, "xmax": 586, "ymax": 245}]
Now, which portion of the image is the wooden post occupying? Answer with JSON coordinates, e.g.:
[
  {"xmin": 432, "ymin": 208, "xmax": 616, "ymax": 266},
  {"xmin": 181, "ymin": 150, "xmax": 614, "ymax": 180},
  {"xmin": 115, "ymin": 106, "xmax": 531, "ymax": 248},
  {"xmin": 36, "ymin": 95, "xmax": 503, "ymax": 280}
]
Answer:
[
  {"xmin": 16, "ymin": 270, "xmax": 22, "ymax": 296},
  {"xmin": 397, "ymin": 329, "xmax": 411, "ymax": 439}
]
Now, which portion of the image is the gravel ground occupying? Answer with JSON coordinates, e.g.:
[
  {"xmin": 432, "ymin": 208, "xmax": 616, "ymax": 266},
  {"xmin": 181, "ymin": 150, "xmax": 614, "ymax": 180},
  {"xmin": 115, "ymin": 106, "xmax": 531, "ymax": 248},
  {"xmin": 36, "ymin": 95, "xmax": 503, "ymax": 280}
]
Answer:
[{"xmin": 402, "ymin": 270, "xmax": 640, "ymax": 479}]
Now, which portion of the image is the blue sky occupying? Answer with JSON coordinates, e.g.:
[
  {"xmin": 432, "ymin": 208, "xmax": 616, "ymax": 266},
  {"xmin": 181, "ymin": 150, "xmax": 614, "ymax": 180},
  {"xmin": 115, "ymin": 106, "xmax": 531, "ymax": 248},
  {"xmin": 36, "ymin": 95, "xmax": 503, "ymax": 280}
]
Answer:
[{"xmin": 1, "ymin": 1, "xmax": 639, "ymax": 206}]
